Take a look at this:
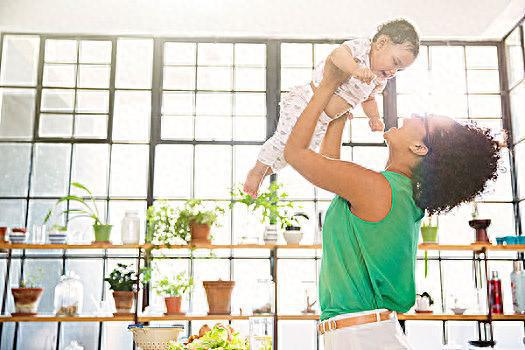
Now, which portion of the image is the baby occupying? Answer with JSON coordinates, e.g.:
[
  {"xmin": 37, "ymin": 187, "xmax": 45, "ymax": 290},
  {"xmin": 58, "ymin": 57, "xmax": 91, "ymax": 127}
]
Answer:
[{"xmin": 244, "ymin": 19, "xmax": 420, "ymax": 197}]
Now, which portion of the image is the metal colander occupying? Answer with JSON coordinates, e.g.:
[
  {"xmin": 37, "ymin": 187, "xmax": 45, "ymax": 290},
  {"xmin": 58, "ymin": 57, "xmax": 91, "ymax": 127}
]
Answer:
[{"xmin": 128, "ymin": 324, "xmax": 184, "ymax": 350}]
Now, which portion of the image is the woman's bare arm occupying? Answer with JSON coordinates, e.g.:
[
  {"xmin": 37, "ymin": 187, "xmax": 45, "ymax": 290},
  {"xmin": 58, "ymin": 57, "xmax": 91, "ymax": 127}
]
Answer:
[
  {"xmin": 319, "ymin": 116, "xmax": 346, "ymax": 159},
  {"xmin": 284, "ymin": 58, "xmax": 391, "ymax": 222}
]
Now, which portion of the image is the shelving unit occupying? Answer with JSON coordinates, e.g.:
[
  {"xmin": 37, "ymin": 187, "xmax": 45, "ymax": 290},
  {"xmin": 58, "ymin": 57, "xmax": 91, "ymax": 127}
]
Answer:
[{"xmin": 1, "ymin": 242, "xmax": 524, "ymax": 349}]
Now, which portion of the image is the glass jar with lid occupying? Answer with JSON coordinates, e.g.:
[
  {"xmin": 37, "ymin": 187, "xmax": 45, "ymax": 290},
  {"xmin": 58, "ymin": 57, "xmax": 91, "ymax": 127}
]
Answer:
[{"xmin": 54, "ymin": 271, "xmax": 83, "ymax": 316}]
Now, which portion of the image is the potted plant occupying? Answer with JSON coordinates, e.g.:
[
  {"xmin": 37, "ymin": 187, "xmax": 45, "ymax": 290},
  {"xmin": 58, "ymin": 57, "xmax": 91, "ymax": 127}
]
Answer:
[
  {"xmin": 45, "ymin": 182, "xmax": 113, "ymax": 243},
  {"xmin": 11, "ymin": 271, "xmax": 44, "ymax": 316},
  {"xmin": 231, "ymin": 182, "xmax": 298, "ymax": 244},
  {"xmin": 469, "ymin": 202, "xmax": 491, "ymax": 244},
  {"xmin": 173, "ymin": 200, "xmax": 225, "ymax": 245},
  {"xmin": 8, "ymin": 227, "xmax": 28, "ymax": 244},
  {"xmin": 104, "ymin": 263, "xmax": 137, "ymax": 315},
  {"xmin": 154, "ymin": 272, "xmax": 194, "ymax": 315},
  {"xmin": 146, "ymin": 201, "xmax": 186, "ymax": 246},
  {"xmin": 420, "ymin": 215, "xmax": 439, "ymax": 278},
  {"xmin": 283, "ymin": 212, "xmax": 310, "ymax": 245},
  {"xmin": 203, "ymin": 280, "xmax": 235, "ymax": 315}
]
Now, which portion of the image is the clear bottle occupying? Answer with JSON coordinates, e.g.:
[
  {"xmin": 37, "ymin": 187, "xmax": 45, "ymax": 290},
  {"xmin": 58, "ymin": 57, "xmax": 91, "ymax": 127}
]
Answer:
[
  {"xmin": 249, "ymin": 316, "xmax": 273, "ymax": 350},
  {"xmin": 64, "ymin": 341, "xmax": 84, "ymax": 350},
  {"xmin": 54, "ymin": 271, "xmax": 84, "ymax": 316},
  {"xmin": 121, "ymin": 211, "xmax": 141, "ymax": 244},
  {"xmin": 511, "ymin": 261, "xmax": 525, "ymax": 314},
  {"xmin": 252, "ymin": 278, "xmax": 274, "ymax": 315}
]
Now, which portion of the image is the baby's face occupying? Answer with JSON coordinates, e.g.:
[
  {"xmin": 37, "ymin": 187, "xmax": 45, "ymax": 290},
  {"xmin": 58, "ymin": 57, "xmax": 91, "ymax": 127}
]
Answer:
[{"xmin": 370, "ymin": 37, "xmax": 416, "ymax": 79}]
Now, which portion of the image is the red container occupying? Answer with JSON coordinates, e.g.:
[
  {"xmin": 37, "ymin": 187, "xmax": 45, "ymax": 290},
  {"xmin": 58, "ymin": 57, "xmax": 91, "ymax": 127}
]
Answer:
[{"xmin": 489, "ymin": 271, "xmax": 503, "ymax": 314}]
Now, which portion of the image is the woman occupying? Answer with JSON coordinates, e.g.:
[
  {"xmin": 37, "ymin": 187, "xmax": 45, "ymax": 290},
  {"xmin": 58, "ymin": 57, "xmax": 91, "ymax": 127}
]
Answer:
[{"xmin": 283, "ymin": 57, "xmax": 500, "ymax": 349}]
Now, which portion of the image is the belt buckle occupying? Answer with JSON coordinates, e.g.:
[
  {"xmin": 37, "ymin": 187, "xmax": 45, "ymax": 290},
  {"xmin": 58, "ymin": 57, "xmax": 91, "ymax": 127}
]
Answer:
[{"xmin": 327, "ymin": 320, "xmax": 336, "ymax": 332}]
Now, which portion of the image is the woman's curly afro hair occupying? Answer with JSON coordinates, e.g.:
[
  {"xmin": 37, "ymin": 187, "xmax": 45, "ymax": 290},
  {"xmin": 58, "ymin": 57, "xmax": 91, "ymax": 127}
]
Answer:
[{"xmin": 412, "ymin": 119, "xmax": 501, "ymax": 215}]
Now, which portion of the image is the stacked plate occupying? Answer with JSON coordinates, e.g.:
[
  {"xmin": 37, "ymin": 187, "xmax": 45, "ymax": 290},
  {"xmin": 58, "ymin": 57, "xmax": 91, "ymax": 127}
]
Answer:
[
  {"xmin": 48, "ymin": 232, "xmax": 67, "ymax": 244},
  {"xmin": 9, "ymin": 231, "xmax": 27, "ymax": 244}
]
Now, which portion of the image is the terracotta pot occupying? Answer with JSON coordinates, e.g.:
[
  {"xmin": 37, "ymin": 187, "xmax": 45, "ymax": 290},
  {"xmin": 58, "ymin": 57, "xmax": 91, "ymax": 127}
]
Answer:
[
  {"xmin": 112, "ymin": 291, "xmax": 135, "ymax": 315},
  {"xmin": 469, "ymin": 219, "xmax": 491, "ymax": 243},
  {"xmin": 190, "ymin": 222, "xmax": 211, "ymax": 245},
  {"xmin": 164, "ymin": 296, "xmax": 183, "ymax": 315},
  {"xmin": 203, "ymin": 280, "xmax": 235, "ymax": 315},
  {"xmin": 11, "ymin": 288, "xmax": 43, "ymax": 315},
  {"xmin": 0, "ymin": 227, "xmax": 7, "ymax": 242}
]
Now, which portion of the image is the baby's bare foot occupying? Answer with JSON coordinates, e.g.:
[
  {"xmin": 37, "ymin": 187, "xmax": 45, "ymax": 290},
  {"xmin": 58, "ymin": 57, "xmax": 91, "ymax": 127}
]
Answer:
[{"xmin": 243, "ymin": 162, "xmax": 270, "ymax": 198}]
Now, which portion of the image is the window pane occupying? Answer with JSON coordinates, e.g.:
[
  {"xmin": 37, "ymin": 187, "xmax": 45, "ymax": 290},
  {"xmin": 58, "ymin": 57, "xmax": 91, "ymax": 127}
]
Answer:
[
  {"xmin": 506, "ymin": 27, "xmax": 524, "ymax": 87},
  {"xmin": 39, "ymin": 114, "xmax": 73, "ymax": 137},
  {"xmin": 467, "ymin": 70, "xmax": 500, "ymax": 93},
  {"xmin": 113, "ymin": 90, "xmax": 151, "ymax": 142},
  {"xmin": 281, "ymin": 68, "xmax": 312, "ymax": 91},
  {"xmin": 281, "ymin": 43, "xmax": 313, "ymax": 67},
  {"xmin": 79, "ymin": 40, "xmax": 112, "ymax": 64},
  {"xmin": 314, "ymin": 43, "xmax": 339, "ymax": 65},
  {"xmin": 76, "ymin": 89, "xmax": 109, "ymax": 113},
  {"xmin": 115, "ymin": 39, "xmax": 153, "ymax": 88},
  {"xmin": 161, "ymin": 115, "xmax": 193, "ymax": 140},
  {"xmin": 0, "ymin": 88, "xmax": 35, "ymax": 140},
  {"xmin": 30, "ymin": 143, "xmax": 71, "ymax": 197},
  {"xmin": 429, "ymin": 94, "xmax": 468, "ymax": 118},
  {"xmin": 74, "ymin": 114, "xmax": 107, "ymax": 138},
  {"xmin": 352, "ymin": 146, "xmax": 388, "ymax": 172},
  {"xmin": 234, "ymin": 67, "xmax": 265, "ymax": 91},
  {"xmin": 0, "ymin": 199, "xmax": 27, "ymax": 227},
  {"xmin": 279, "ymin": 166, "xmax": 315, "ymax": 200},
  {"xmin": 194, "ymin": 145, "xmax": 231, "ymax": 199},
  {"xmin": 468, "ymin": 94, "xmax": 501, "ymax": 118},
  {"xmin": 477, "ymin": 147, "xmax": 512, "ymax": 201},
  {"xmin": 278, "ymin": 259, "xmax": 316, "ymax": 314},
  {"xmin": 45, "ymin": 39, "xmax": 77, "ymax": 63},
  {"xmin": 71, "ymin": 144, "xmax": 110, "ymax": 196},
  {"xmin": 164, "ymin": 42, "xmax": 196, "ymax": 65},
  {"xmin": 196, "ymin": 92, "xmax": 231, "ymax": 116},
  {"xmin": 154, "ymin": 145, "xmax": 193, "ymax": 198},
  {"xmin": 197, "ymin": 66, "xmax": 232, "ymax": 90},
  {"xmin": 510, "ymin": 82, "xmax": 525, "ymax": 143},
  {"xmin": 429, "ymin": 46, "xmax": 466, "ymax": 93},
  {"xmin": 43, "ymin": 64, "xmax": 76, "ymax": 87},
  {"xmin": 28, "ymin": 199, "xmax": 66, "ymax": 228},
  {"xmin": 41, "ymin": 88, "xmax": 75, "ymax": 112},
  {"xmin": 78, "ymin": 64, "xmax": 111, "ymax": 88},
  {"xmin": 235, "ymin": 44, "xmax": 266, "ymax": 67},
  {"xmin": 350, "ymin": 118, "xmax": 386, "ymax": 143},
  {"xmin": 233, "ymin": 116, "xmax": 266, "ymax": 141},
  {"xmin": 234, "ymin": 92, "xmax": 266, "ymax": 116},
  {"xmin": 163, "ymin": 66, "xmax": 195, "ymax": 90},
  {"xmin": 0, "ymin": 35, "xmax": 40, "ymax": 86},
  {"xmin": 516, "ymin": 141, "xmax": 525, "ymax": 200},
  {"xmin": 162, "ymin": 91, "xmax": 194, "ymax": 115},
  {"xmin": 465, "ymin": 46, "xmax": 498, "ymax": 69},
  {"xmin": 197, "ymin": 43, "xmax": 233, "ymax": 66},
  {"xmin": 109, "ymin": 145, "xmax": 149, "ymax": 198},
  {"xmin": 0, "ymin": 143, "xmax": 31, "ymax": 197},
  {"xmin": 195, "ymin": 116, "xmax": 232, "ymax": 141}
]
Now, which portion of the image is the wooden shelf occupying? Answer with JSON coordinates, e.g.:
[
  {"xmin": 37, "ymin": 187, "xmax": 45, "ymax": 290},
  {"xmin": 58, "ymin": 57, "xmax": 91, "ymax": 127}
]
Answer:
[
  {"xmin": 0, "ymin": 314, "xmax": 134, "ymax": 323},
  {"xmin": 0, "ymin": 243, "xmax": 142, "ymax": 250},
  {"xmin": 491, "ymin": 314, "xmax": 525, "ymax": 320},
  {"xmin": 139, "ymin": 314, "xmax": 250, "ymax": 321}
]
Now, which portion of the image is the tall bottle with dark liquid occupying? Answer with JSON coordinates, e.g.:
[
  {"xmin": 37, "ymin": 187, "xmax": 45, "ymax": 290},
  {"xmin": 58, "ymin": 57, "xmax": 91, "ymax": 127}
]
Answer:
[{"xmin": 488, "ymin": 271, "xmax": 503, "ymax": 314}]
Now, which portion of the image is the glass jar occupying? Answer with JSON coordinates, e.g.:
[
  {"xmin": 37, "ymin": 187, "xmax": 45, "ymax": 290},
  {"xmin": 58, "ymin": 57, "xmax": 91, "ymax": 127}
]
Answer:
[
  {"xmin": 249, "ymin": 316, "xmax": 273, "ymax": 350},
  {"xmin": 252, "ymin": 278, "xmax": 274, "ymax": 315},
  {"xmin": 54, "ymin": 271, "xmax": 83, "ymax": 316},
  {"xmin": 121, "ymin": 211, "xmax": 141, "ymax": 244}
]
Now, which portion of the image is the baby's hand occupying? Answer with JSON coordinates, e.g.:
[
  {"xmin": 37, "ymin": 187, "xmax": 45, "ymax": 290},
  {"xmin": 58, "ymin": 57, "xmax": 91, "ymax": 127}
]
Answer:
[
  {"xmin": 353, "ymin": 66, "xmax": 376, "ymax": 84},
  {"xmin": 368, "ymin": 117, "xmax": 385, "ymax": 132}
]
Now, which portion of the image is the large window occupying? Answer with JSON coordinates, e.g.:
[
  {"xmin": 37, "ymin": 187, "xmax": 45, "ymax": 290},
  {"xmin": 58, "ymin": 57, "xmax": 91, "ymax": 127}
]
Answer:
[{"xmin": 0, "ymin": 32, "xmax": 524, "ymax": 349}]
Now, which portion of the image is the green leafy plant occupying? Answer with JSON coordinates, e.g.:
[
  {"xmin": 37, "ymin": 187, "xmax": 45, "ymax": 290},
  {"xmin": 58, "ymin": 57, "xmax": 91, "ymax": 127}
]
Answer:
[
  {"xmin": 19, "ymin": 268, "xmax": 44, "ymax": 288},
  {"xmin": 231, "ymin": 182, "xmax": 299, "ymax": 230},
  {"xmin": 104, "ymin": 263, "xmax": 137, "ymax": 292},
  {"xmin": 146, "ymin": 201, "xmax": 183, "ymax": 245},
  {"xmin": 167, "ymin": 324, "xmax": 248, "ymax": 350},
  {"xmin": 44, "ymin": 182, "xmax": 106, "ymax": 226},
  {"xmin": 153, "ymin": 272, "xmax": 194, "ymax": 297},
  {"xmin": 174, "ymin": 199, "xmax": 225, "ymax": 241}
]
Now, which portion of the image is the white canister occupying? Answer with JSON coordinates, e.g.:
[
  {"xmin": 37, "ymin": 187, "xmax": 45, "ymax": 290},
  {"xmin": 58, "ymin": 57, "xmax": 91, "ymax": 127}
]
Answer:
[{"xmin": 121, "ymin": 211, "xmax": 141, "ymax": 244}]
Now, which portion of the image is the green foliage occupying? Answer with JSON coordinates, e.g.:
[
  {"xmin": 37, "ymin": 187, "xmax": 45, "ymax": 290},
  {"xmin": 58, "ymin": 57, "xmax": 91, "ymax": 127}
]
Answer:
[
  {"xmin": 19, "ymin": 268, "xmax": 44, "ymax": 288},
  {"xmin": 153, "ymin": 272, "xmax": 194, "ymax": 297},
  {"xmin": 104, "ymin": 263, "xmax": 137, "ymax": 292},
  {"xmin": 167, "ymin": 324, "xmax": 248, "ymax": 350},
  {"xmin": 44, "ymin": 182, "xmax": 105, "ymax": 227},
  {"xmin": 173, "ymin": 200, "xmax": 225, "ymax": 242},
  {"xmin": 231, "ymin": 182, "xmax": 300, "ymax": 230},
  {"xmin": 146, "ymin": 201, "xmax": 183, "ymax": 245}
]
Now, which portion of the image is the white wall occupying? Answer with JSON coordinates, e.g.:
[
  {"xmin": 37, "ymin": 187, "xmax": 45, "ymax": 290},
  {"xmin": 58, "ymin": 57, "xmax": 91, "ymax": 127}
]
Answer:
[{"xmin": 0, "ymin": 0, "xmax": 523, "ymax": 40}]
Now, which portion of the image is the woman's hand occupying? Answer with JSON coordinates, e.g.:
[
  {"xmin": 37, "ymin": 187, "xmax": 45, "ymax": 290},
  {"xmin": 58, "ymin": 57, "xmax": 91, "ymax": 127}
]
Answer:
[{"xmin": 320, "ymin": 54, "xmax": 351, "ymax": 89}]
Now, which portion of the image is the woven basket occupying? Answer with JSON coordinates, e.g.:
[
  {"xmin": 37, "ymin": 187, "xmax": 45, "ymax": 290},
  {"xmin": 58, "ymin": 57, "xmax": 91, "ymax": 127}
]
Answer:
[{"xmin": 129, "ymin": 325, "xmax": 184, "ymax": 350}]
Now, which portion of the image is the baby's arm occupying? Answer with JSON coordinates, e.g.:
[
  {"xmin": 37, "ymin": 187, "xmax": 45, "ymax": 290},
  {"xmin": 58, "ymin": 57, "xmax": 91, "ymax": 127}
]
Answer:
[
  {"xmin": 362, "ymin": 97, "xmax": 385, "ymax": 132},
  {"xmin": 330, "ymin": 45, "xmax": 376, "ymax": 84}
]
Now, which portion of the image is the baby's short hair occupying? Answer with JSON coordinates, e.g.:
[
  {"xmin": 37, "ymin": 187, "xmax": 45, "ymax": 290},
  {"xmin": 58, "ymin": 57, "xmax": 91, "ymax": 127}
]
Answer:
[{"xmin": 372, "ymin": 19, "xmax": 420, "ymax": 57}]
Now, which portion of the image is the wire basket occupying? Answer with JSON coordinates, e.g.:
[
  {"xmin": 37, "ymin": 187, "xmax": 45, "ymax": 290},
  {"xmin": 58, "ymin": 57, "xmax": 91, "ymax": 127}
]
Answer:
[{"xmin": 128, "ymin": 324, "xmax": 184, "ymax": 350}]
